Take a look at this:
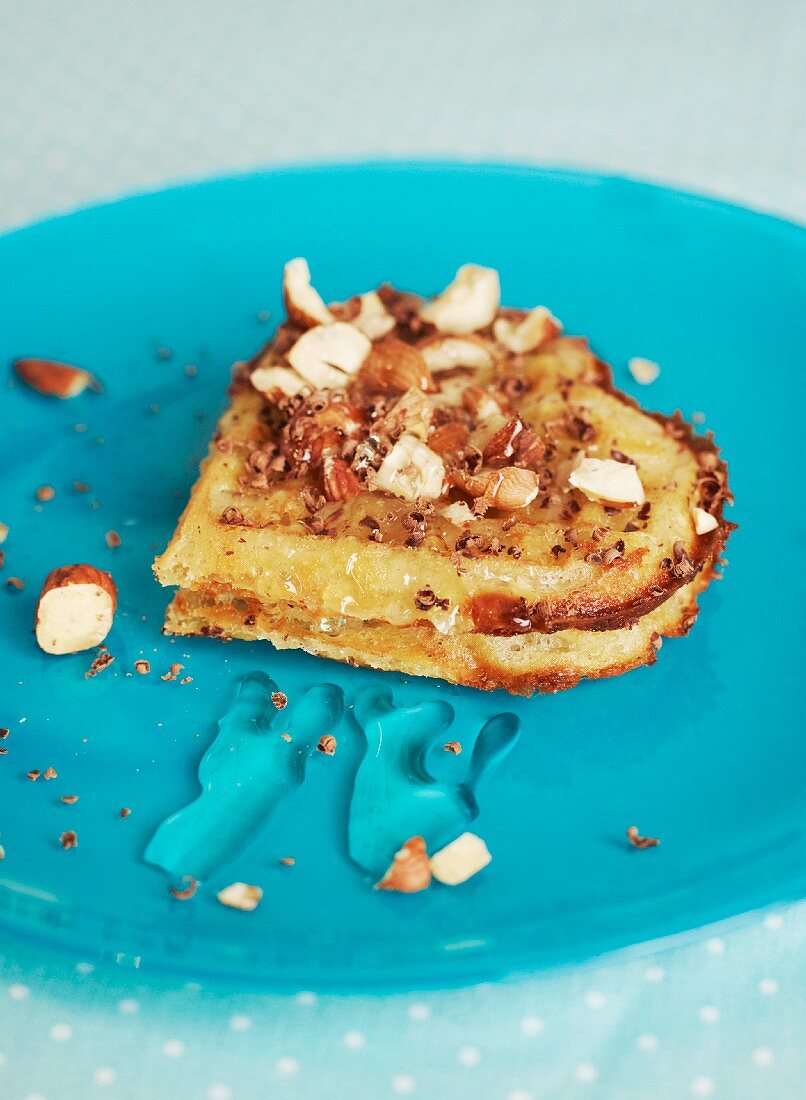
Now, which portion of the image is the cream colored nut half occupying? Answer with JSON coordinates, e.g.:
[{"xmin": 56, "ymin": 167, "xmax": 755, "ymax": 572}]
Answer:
[
  {"xmin": 217, "ymin": 882, "xmax": 263, "ymax": 911},
  {"xmin": 420, "ymin": 264, "xmax": 501, "ymax": 334},
  {"xmin": 283, "ymin": 257, "xmax": 334, "ymax": 327},
  {"xmin": 692, "ymin": 506, "xmax": 718, "ymax": 534},
  {"xmin": 250, "ymin": 365, "xmax": 307, "ymax": 397},
  {"xmin": 287, "ymin": 322, "xmax": 371, "ymax": 388},
  {"xmin": 493, "ymin": 306, "xmax": 562, "ymax": 353},
  {"xmin": 35, "ymin": 564, "xmax": 117, "ymax": 655},
  {"xmin": 351, "ymin": 291, "xmax": 396, "ymax": 340},
  {"xmin": 429, "ymin": 832, "xmax": 492, "ymax": 885},
  {"xmin": 372, "ymin": 433, "xmax": 446, "ymax": 501},
  {"xmin": 419, "ymin": 336, "xmax": 494, "ymax": 372},
  {"xmin": 568, "ymin": 454, "xmax": 645, "ymax": 506},
  {"xmin": 441, "ymin": 501, "xmax": 476, "ymax": 525}
]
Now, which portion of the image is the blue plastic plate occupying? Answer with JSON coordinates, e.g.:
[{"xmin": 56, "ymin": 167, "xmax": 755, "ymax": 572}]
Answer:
[{"xmin": 0, "ymin": 163, "xmax": 804, "ymax": 990}]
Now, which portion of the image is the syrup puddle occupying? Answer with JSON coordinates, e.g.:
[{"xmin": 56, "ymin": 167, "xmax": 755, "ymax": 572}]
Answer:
[
  {"xmin": 145, "ymin": 671, "xmax": 343, "ymax": 882},
  {"xmin": 348, "ymin": 687, "xmax": 520, "ymax": 875}
]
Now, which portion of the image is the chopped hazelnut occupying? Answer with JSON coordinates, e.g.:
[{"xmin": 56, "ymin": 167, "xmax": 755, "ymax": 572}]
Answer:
[
  {"xmin": 420, "ymin": 265, "xmax": 500, "ymax": 334},
  {"xmin": 429, "ymin": 832, "xmax": 491, "ymax": 885},
  {"xmin": 376, "ymin": 836, "xmax": 431, "ymax": 893},
  {"xmin": 217, "ymin": 881, "xmax": 263, "ymax": 911}
]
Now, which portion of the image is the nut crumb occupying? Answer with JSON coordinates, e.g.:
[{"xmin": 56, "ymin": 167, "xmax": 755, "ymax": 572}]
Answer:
[
  {"xmin": 60, "ymin": 830, "xmax": 78, "ymax": 850},
  {"xmin": 0, "ymin": 727, "xmax": 9, "ymax": 738},
  {"xmin": 317, "ymin": 734, "xmax": 337, "ymax": 756},
  {"xmin": 85, "ymin": 650, "xmax": 115, "ymax": 679},
  {"xmin": 36, "ymin": 485, "xmax": 55, "ymax": 502},
  {"xmin": 280, "ymin": 732, "xmax": 292, "ymax": 743},
  {"xmin": 27, "ymin": 769, "xmax": 41, "ymax": 781},
  {"xmin": 271, "ymin": 691, "xmax": 288, "ymax": 710},
  {"xmin": 278, "ymin": 857, "xmax": 296, "ymax": 866},
  {"xmin": 72, "ymin": 481, "xmax": 91, "ymax": 493},
  {"xmin": 105, "ymin": 530, "xmax": 121, "ymax": 549},
  {"xmin": 120, "ymin": 807, "xmax": 131, "ymax": 818},
  {"xmin": 180, "ymin": 676, "xmax": 193, "ymax": 685},
  {"xmin": 443, "ymin": 741, "xmax": 462, "ymax": 755},
  {"xmin": 43, "ymin": 766, "xmax": 58, "ymax": 780},
  {"xmin": 161, "ymin": 662, "xmax": 185, "ymax": 681},
  {"xmin": 627, "ymin": 357, "xmax": 660, "ymax": 385},
  {"xmin": 134, "ymin": 659, "xmax": 150, "ymax": 675},
  {"xmin": 60, "ymin": 794, "xmax": 79, "ymax": 805},
  {"xmin": 0, "ymin": 845, "xmax": 5, "ymax": 859},
  {"xmin": 0, "ymin": 522, "xmax": 8, "ymax": 543},
  {"xmin": 169, "ymin": 875, "xmax": 198, "ymax": 900},
  {"xmin": 626, "ymin": 825, "xmax": 660, "ymax": 849},
  {"xmin": 6, "ymin": 577, "xmax": 24, "ymax": 591}
]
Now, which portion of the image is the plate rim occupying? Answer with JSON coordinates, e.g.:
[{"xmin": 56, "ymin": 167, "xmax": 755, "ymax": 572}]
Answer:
[{"xmin": 1, "ymin": 158, "xmax": 804, "ymax": 249}]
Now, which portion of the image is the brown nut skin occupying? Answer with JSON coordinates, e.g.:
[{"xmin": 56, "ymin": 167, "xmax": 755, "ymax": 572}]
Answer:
[
  {"xmin": 38, "ymin": 564, "xmax": 117, "ymax": 608},
  {"xmin": 14, "ymin": 358, "xmax": 94, "ymax": 398},
  {"xmin": 358, "ymin": 338, "xmax": 436, "ymax": 395},
  {"xmin": 375, "ymin": 836, "xmax": 432, "ymax": 893}
]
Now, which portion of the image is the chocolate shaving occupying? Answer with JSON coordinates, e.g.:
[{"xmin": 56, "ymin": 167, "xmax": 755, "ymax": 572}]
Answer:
[
  {"xmin": 414, "ymin": 587, "xmax": 450, "ymax": 611},
  {"xmin": 301, "ymin": 486, "xmax": 326, "ymax": 513},
  {"xmin": 220, "ymin": 506, "xmax": 245, "ymax": 525},
  {"xmin": 672, "ymin": 540, "xmax": 696, "ymax": 579},
  {"xmin": 499, "ymin": 374, "xmax": 530, "ymax": 398}
]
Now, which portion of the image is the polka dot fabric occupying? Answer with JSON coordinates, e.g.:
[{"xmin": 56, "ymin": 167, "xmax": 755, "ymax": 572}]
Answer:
[
  {"xmin": 1, "ymin": 2, "xmax": 804, "ymax": 1097},
  {"xmin": 0, "ymin": 906, "xmax": 802, "ymax": 1099}
]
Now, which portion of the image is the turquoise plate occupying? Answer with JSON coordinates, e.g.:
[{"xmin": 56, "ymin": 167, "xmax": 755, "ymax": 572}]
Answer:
[{"xmin": 0, "ymin": 163, "xmax": 804, "ymax": 990}]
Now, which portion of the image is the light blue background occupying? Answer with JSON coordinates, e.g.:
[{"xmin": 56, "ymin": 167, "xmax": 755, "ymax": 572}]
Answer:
[{"xmin": 1, "ymin": 3, "xmax": 804, "ymax": 1098}]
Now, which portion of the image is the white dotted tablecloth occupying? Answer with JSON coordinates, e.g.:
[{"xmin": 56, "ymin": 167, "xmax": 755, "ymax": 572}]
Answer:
[{"xmin": 1, "ymin": 2, "xmax": 804, "ymax": 1098}]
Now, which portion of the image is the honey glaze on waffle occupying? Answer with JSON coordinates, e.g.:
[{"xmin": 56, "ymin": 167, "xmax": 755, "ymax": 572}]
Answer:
[{"xmin": 155, "ymin": 261, "xmax": 733, "ymax": 692}]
